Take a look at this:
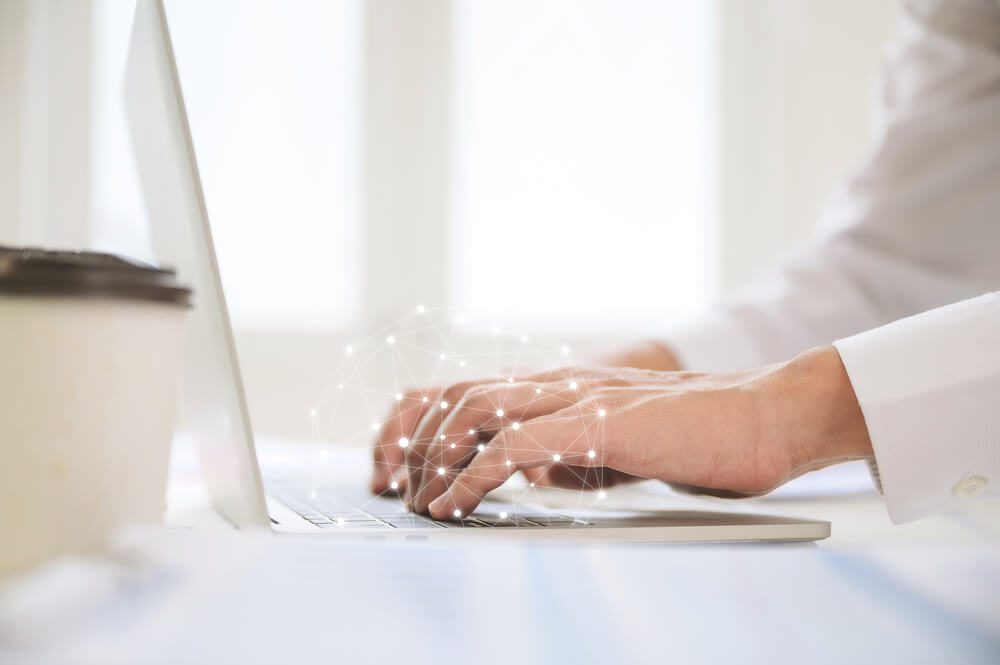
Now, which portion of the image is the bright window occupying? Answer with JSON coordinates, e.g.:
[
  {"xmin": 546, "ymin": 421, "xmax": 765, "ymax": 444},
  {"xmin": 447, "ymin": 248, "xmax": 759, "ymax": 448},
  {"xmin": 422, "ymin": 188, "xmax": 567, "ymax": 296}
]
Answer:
[
  {"xmin": 164, "ymin": 0, "xmax": 362, "ymax": 331},
  {"xmin": 450, "ymin": 0, "xmax": 719, "ymax": 331}
]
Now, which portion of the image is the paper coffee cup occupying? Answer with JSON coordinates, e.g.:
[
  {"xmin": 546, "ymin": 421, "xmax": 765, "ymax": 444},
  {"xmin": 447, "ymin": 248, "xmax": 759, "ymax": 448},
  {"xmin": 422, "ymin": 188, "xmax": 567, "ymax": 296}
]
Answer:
[{"xmin": 0, "ymin": 247, "xmax": 191, "ymax": 574}]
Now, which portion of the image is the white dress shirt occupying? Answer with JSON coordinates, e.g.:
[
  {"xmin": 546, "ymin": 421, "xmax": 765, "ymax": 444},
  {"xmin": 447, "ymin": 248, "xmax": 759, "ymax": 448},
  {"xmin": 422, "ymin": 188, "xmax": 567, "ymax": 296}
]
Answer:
[{"xmin": 664, "ymin": 0, "xmax": 1000, "ymax": 523}]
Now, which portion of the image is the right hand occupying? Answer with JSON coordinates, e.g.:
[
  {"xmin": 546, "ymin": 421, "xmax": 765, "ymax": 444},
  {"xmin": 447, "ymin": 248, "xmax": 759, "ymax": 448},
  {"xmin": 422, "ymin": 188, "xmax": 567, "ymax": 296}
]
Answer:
[{"xmin": 369, "ymin": 340, "xmax": 680, "ymax": 496}]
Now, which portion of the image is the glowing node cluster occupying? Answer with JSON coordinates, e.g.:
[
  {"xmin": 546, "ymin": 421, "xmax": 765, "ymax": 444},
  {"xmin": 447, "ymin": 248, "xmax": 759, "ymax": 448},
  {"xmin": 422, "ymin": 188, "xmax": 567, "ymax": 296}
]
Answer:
[
  {"xmin": 390, "ymin": 480, "xmax": 399, "ymax": 490},
  {"xmin": 587, "ymin": 449, "xmax": 597, "ymax": 459},
  {"xmin": 511, "ymin": 422, "xmax": 520, "ymax": 430},
  {"xmin": 437, "ymin": 467, "xmax": 446, "ymax": 476},
  {"xmin": 477, "ymin": 444, "xmax": 486, "ymax": 453},
  {"xmin": 552, "ymin": 454, "xmax": 561, "ymax": 462},
  {"xmin": 496, "ymin": 409, "xmax": 505, "ymax": 418},
  {"xmin": 598, "ymin": 408, "xmax": 607, "ymax": 418},
  {"xmin": 569, "ymin": 381, "xmax": 578, "ymax": 390},
  {"xmin": 398, "ymin": 437, "xmax": 410, "ymax": 448},
  {"xmin": 453, "ymin": 509, "xmax": 462, "ymax": 518}
]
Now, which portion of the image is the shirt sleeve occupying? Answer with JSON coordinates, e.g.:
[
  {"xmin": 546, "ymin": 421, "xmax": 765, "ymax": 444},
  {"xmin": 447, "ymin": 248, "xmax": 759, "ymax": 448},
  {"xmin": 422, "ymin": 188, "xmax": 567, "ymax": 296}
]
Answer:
[
  {"xmin": 833, "ymin": 293, "xmax": 1000, "ymax": 523},
  {"xmin": 665, "ymin": 0, "xmax": 1000, "ymax": 373}
]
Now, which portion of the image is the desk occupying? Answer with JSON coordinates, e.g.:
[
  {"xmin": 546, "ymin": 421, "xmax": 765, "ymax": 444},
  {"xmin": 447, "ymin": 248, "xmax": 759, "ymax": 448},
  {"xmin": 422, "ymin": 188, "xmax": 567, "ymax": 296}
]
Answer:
[{"xmin": 2, "ymin": 439, "xmax": 999, "ymax": 665}]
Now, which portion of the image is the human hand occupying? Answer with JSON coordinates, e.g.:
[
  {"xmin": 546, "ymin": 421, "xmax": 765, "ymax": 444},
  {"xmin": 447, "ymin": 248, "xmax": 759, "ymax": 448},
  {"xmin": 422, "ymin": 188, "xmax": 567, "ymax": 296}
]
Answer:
[
  {"xmin": 392, "ymin": 346, "xmax": 872, "ymax": 520},
  {"xmin": 369, "ymin": 339, "xmax": 679, "ymax": 495}
]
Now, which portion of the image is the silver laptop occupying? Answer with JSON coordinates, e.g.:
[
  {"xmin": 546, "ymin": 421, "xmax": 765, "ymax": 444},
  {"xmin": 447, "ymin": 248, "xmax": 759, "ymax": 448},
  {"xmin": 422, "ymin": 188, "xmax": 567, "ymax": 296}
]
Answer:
[{"xmin": 123, "ymin": 0, "xmax": 829, "ymax": 543}]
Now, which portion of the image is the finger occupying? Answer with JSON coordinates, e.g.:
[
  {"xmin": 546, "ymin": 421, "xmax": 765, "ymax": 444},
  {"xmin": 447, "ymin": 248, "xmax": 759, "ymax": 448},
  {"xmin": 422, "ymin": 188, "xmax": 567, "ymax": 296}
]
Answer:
[
  {"xmin": 402, "ymin": 378, "xmax": 505, "ymax": 506},
  {"xmin": 428, "ymin": 406, "xmax": 603, "ymax": 519},
  {"xmin": 371, "ymin": 389, "xmax": 440, "ymax": 494},
  {"xmin": 410, "ymin": 382, "xmax": 582, "ymax": 512}
]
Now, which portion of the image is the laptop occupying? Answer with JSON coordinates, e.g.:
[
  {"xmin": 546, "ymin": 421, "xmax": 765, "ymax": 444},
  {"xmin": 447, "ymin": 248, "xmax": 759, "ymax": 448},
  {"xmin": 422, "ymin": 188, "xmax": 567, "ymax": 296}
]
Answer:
[{"xmin": 123, "ymin": 0, "xmax": 829, "ymax": 543}]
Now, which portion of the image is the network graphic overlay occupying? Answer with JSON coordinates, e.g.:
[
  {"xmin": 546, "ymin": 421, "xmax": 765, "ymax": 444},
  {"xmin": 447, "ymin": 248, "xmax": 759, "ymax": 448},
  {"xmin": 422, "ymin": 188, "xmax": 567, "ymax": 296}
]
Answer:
[{"xmin": 305, "ymin": 306, "xmax": 614, "ymax": 527}]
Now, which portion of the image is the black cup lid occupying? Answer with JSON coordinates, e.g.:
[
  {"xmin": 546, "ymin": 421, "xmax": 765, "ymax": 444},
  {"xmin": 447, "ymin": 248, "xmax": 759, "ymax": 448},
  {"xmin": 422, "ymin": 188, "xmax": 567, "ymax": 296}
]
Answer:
[{"xmin": 0, "ymin": 246, "xmax": 192, "ymax": 307}]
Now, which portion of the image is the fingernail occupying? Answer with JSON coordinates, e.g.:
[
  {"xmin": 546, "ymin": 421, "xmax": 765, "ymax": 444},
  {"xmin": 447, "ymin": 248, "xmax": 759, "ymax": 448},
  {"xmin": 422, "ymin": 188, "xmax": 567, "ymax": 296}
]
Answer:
[{"xmin": 428, "ymin": 494, "xmax": 449, "ymax": 517}]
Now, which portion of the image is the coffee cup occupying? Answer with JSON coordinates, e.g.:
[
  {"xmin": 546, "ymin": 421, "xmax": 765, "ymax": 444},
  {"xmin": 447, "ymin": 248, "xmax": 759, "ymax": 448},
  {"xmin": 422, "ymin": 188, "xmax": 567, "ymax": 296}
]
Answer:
[{"xmin": 0, "ymin": 247, "xmax": 191, "ymax": 574}]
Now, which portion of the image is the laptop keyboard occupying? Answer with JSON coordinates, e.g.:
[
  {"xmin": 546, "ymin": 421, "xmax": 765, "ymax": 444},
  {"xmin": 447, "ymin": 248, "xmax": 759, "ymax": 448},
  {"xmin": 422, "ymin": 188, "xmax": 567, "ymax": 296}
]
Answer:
[{"xmin": 269, "ymin": 486, "xmax": 590, "ymax": 530}]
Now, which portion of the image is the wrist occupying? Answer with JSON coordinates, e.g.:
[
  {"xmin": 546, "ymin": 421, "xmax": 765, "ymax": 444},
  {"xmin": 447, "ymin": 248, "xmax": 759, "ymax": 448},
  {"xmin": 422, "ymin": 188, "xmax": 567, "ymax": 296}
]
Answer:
[{"xmin": 765, "ymin": 346, "xmax": 874, "ymax": 477}]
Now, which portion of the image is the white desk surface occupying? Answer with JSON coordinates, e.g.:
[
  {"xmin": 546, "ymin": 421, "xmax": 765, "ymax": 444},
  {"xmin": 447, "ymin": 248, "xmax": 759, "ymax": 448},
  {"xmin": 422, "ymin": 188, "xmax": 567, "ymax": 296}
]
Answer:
[{"xmin": 2, "ymin": 439, "xmax": 999, "ymax": 665}]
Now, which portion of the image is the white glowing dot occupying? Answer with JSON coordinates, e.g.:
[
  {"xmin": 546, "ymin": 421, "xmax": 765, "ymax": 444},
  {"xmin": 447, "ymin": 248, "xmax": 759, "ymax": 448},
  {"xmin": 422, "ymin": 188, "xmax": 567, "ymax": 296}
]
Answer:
[
  {"xmin": 337, "ymin": 383, "xmax": 344, "ymax": 390},
  {"xmin": 344, "ymin": 345, "xmax": 354, "ymax": 355},
  {"xmin": 421, "ymin": 396, "xmax": 428, "ymax": 403},
  {"xmin": 535, "ymin": 388, "xmax": 542, "ymax": 394},
  {"xmin": 520, "ymin": 335, "xmax": 528, "ymax": 343},
  {"xmin": 491, "ymin": 327, "xmax": 500, "ymax": 335},
  {"xmin": 453, "ymin": 509, "xmax": 462, "ymax": 518},
  {"xmin": 416, "ymin": 304, "xmax": 426, "ymax": 313},
  {"xmin": 459, "ymin": 360, "xmax": 467, "ymax": 367},
  {"xmin": 439, "ymin": 434, "xmax": 447, "ymax": 441},
  {"xmin": 477, "ymin": 444, "xmax": 486, "ymax": 453},
  {"xmin": 371, "ymin": 422, "xmax": 381, "ymax": 431},
  {"xmin": 310, "ymin": 490, "xmax": 317, "ymax": 500},
  {"xmin": 309, "ymin": 408, "xmax": 317, "ymax": 417},
  {"xmin": 450, "ymin": 443, "xmax": 457, "ymax": 449},
  {"xmin": 598, "ymin": 490, "xmax": 607, "ymax": 499},
  {"xmin": 386, "ymin": 335, "xmax": 396, "ymax": 345},
  {"xmin": 395, "ymin": 392, "xmax": 404, "ymax": 401},
  {"xmin": 398, "ymin": 437, "xmax": 409, "ymax": 448},
  {"xmin": 496, "ymin": 409, "xmax": 505, "ymax": 417},
  {"xmin": 552, "ymin": 453, "xmax": 562, "ymax": 462},
  {"xmin": 499, "ymin": 512, "xmax": 509, "ymax": 520},
  {"xmin": 337, "ymin": 518, "xmax": 346, "ymax": 527},
  {"xmin": 437, "ymin": 467, "xmax": 446, "ymax": 476},
  {"xmin": 440, "ymin": 401, "xmax": 449, "ymax": 409},
  {"xmin": 561, "ymin": 345, "xmax": 570, "ymax": 355},
  {"xmin": 569, "ymin": 381, "xmax": 578, "ymax": 390},
  {"xmin": 390, "ymin": 481, "xmax": 399, "ymax": 490},
  {"xmin": 598, "ymin": 408, "xmax": 606, "ymax": 418},
  {"xmin": 506, "ymin": 459, "xmax": 512, "ymax": 467},
  {"xmin": 587, "ymin": 450, "xmax": 597, "ymax": 459},
  {"xmin": 468, "ymin": 429, "xmax": 476, "ymax": 436},
  {"xmin": 507, "ymin": 377, "xmax": 514, "ymax": 383},
  {"xmin": 439, "ymin": 353, "xmax": 447, "ymax": 360},
  {"xmin": 511, "ymin": 422, "xmax": 520, "ymax": 430},
  {"xmin": 530, "ymin": 482, "xmax": 536, "ymax": 487}
]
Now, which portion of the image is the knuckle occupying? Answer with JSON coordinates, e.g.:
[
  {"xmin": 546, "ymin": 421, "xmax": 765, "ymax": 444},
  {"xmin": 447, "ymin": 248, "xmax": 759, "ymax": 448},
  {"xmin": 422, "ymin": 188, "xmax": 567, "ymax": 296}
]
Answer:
[{"xmin": 444, "ymin": 381, "xmax": 478, "ymax": 404}]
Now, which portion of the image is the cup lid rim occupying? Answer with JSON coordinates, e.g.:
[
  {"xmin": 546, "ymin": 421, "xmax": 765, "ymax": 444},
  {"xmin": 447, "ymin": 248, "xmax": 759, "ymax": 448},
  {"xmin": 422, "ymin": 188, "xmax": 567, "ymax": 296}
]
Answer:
[{"xmin": 0, "ymin": 246, "xmax": 192, "ymax": 307}]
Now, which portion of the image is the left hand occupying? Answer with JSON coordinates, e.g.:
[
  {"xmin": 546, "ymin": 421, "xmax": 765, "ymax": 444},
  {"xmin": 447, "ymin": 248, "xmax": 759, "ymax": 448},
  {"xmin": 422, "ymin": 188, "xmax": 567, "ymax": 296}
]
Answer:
[{"xmin": 398, "ymin": 347, "xmax": 873, "ymax": 520}]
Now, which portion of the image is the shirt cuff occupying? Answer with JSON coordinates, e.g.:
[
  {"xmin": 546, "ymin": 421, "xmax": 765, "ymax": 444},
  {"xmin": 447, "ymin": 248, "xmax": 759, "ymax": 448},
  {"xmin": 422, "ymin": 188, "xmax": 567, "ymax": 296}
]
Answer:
[{"xmin": 833, "ymin": 292, "xmax": 1000, "ymax": 523}]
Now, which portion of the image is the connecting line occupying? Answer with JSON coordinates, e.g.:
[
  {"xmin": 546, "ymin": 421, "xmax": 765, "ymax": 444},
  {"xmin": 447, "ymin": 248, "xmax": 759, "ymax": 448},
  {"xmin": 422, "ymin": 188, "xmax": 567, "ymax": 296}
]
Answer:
[{"xmin": 307, "ymin": 307, "xmax": 609, "ymax": 525}]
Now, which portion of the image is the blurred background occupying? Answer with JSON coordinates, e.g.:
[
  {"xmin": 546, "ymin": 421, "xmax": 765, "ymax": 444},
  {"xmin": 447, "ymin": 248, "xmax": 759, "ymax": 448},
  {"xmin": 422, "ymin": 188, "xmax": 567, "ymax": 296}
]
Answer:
[{"xmin": 0, "ymin": 0, "xmax": 898, "ymax": 442}]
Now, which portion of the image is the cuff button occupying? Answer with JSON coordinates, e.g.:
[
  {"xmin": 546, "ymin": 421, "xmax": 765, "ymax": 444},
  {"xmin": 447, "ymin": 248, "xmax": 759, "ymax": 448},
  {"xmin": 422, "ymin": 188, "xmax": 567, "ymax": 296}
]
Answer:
[{"xmin": 952, "ymin": 475, "xmax": 988, "ymax": 499}]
